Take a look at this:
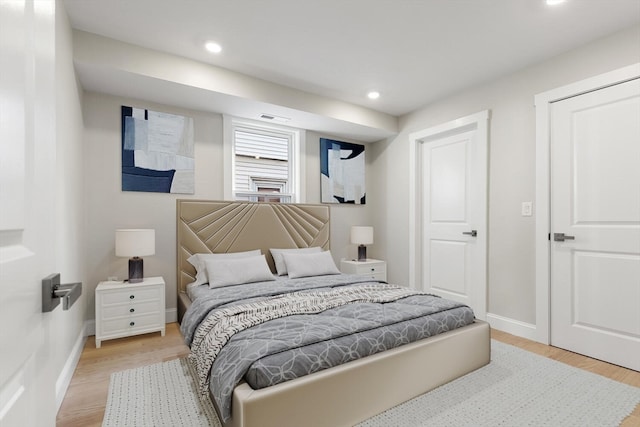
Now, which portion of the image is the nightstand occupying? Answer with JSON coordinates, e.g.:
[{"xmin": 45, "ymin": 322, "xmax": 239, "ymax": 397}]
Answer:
[
  {"xmin": 340, "ymin": 259, "xmax": 387, "ymax": 282},
  {"xmin": 95, "ymin": 276, "xmax": 166, "ymax": 348}
]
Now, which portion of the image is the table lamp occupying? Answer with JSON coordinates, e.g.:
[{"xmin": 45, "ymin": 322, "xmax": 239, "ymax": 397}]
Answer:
[
  {"xmin": 350, "ymin": 226, "xmax": 373, "ymax": 262},
  {"xmin": 115, "ymin": 229, "xmax": 155, "ymax": 283}
]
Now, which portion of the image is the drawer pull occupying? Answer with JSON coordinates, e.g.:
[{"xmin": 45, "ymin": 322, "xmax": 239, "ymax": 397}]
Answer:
[
  {"xmin": 130, "ymin": 321, "xmax": 135, "ymax": 327},
  {"xmin": 371, "ymin": 268, "xmax": 375, "ymax": 272},
  {"xmin": 130, "ymin": 308, "xmax": 135, "ymax": 313},
  {"xmin": 129, "ymin": 295, "xmax": 135, "ymax": 299}
]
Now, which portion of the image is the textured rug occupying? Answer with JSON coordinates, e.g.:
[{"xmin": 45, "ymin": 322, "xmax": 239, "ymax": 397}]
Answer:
[{"xmin": 103, "ymin": 341, "xmax": 640, "ymax": 427}]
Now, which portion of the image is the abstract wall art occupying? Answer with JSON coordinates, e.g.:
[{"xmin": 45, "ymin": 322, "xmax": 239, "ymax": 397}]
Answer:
[
  {"xmin": 320, "ymin": 138, "xmax": 366, "ymax": 204},
  {"xmin": 121, "ymin": 106, "xmax": 195, "ymax": 194}
]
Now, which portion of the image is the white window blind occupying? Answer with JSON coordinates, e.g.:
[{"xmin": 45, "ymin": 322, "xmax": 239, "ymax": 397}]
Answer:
[{"xmin": 235, "ymin": 130, "xmax": 289, "ymax": 161}]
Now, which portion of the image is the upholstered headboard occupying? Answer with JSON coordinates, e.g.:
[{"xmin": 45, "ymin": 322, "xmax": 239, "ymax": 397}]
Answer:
[{"xmin": 176, "ymin": 200, "xmax": 330, "ymax": 295}]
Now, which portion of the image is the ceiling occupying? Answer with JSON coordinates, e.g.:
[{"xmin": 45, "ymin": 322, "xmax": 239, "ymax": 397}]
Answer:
[{"xmin": 63, "ymin": 0, "xmax": 640, "ymax": 137}]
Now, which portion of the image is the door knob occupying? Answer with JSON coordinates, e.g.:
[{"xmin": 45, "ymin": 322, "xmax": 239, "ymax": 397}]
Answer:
[
  {"xmin": 462, "ymin": 230, "xmax": 477, "ymax": 237},
  {"xmin": 553, "ymin": 233, "xmax": 575, "ymax": 242}
]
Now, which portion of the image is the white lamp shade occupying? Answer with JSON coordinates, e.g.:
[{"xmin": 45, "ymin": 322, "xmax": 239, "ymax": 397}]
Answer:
[
  {"xmin": 115, "ymin": 229, "xmax": 155, "ymax": 257},
  {"xmin": 350, "ymin": 226, "xmax": 373, "ymax": 245}
]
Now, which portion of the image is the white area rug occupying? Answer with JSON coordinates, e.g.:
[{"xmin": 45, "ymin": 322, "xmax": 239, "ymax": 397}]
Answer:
[
  {"xmin": 103, "ymin": 341, "xmax": 640, "ymax": 427},
  {"xmin": 103, "ymin": 357, "xmax": 220, "ymax": 427}
]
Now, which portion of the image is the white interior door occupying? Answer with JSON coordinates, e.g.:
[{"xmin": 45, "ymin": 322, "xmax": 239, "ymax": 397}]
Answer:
[
  {"xmin": 0, "ymin": 1, "xmax": 58, "ymax": 425},
  {"xmin": 550, "ymin": 78, "xmax": 640, "ymax": 371},
  {"xmin": 421, "ymin": 128, "xmax": 487, "ymax": 318}
]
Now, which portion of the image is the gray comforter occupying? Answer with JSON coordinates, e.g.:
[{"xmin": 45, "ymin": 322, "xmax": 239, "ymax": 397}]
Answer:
[{"xmin": 181, "ymin": 274, "xmax": 475, "ymax": 422}]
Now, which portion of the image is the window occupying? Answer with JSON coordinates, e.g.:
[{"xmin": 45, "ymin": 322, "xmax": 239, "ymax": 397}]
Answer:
[
  {"xmin": 224, "ymin": 117, "xmax": 305, "ymax": 203},
  {"xmin": 251, "ymin": 178, "xmax": 286, "ymax": 202}
]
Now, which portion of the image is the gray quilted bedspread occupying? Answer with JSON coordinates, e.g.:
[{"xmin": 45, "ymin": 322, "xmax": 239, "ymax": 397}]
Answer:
[{"xmin": 180, "ymin": 274, "xmax": 475, "ymax": 422}]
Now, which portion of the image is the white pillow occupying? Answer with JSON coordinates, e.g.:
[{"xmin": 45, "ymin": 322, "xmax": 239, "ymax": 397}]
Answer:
[
  {"xmin": 270, "ymin": 247, "xmax": 323, "ymax": 275},
  {"xmin": 187, "ymin": 250, "xmax": 261, "ymax": 286},
  {"xmin": 204, "ymin": 255, "xmax": 275, "ymax": 288},
  {"xmin": 283, "ymin": 250, "xmax": 340, "ymax": 279}
]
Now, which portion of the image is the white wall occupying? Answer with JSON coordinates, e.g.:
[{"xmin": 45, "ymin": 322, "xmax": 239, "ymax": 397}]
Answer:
[
  {"xmin": 82, "ymin": 93, "xmax": 223, "ymax": 321},
  {"xmin": 81, "ymin": 96, "xmax": 373, "ymax": 321},
  {"xmin": 372, "ymin": 25, "xmax": 640, "ymax": 328},
  {"xmin": 53, "ymin": 1, "xmax": 86, "ymax": 410},
  {"xmin": 306, "ymin": 131, "xmax": 376, "ymax": 262}
]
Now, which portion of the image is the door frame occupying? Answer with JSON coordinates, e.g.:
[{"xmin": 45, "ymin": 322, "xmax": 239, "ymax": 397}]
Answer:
[
  {"xmin": 408, "ymin": 110, "xmax": 489, "ymax": 320},
  {"xmin": 534, "ymin": 63, "xmax": 640, "ymax": 344}
]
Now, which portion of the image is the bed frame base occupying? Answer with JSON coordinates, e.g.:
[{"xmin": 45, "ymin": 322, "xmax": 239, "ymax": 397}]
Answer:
[{"xmin": 226, "ymin": 320, "xmax": 490, "ymax": 427}]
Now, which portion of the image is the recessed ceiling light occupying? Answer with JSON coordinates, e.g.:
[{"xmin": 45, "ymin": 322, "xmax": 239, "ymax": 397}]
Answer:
[
  {"xmin": 205, "ymin": 41, "xmax": 222, "ymax": 54},
  {"xmin": 546, "ymin": 0, "xmax": 566, "ymax": 5},
  {"xmin": 367, "ymin": 91, "xmax": 380, "ymax": 100}
]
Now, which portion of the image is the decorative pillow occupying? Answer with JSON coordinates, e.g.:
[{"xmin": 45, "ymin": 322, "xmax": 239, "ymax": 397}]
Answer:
[
  {"xmin": 283, "ymin": 250, "xmax": 340, "ymax": 279},
  {"xmin": 269, "ymin": 247, "xmax": 323, "ymax": 276},
  {"xmin": 204, "ymin": 255, "xmax": 275, "ymax": 288},
  {"xmin": 187, "ymin": 249, "xmax": 261, "ymax": 286}
]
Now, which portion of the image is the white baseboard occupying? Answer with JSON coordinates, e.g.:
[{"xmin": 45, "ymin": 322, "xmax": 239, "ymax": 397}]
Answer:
[
  {"xmin": 56, "ymin": 323, "xmax": 88, "ymax": 411},
  {"xmin": 486, "ymin": 313, "xmax": 539, "ymax": 342}
]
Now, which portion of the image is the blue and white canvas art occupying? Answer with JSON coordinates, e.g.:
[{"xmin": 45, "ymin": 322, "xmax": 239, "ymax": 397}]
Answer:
[
  {"xmin": 121, "ymin": 106, "xmax": 195, "ymax": 194},
  {"xmin": 320, "ymin": 138, "xmax": 366, "ymax": 204}
]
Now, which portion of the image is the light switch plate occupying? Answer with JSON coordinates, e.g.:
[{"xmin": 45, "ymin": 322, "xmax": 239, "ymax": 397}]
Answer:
[{"xmin": 522, "ymin": 202, "xmax": 533, "ymax": 217}]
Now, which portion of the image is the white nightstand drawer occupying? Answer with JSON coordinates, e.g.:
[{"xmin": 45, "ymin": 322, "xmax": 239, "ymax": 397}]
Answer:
[
  {"xmin": 102, "ymin": 300, "xmax": 161, "ymax": 319},
  {"xmin": 367, "ymin": 272, "xmax": 387, "ymax": 281},
  {"xmin": 101, "ymin": 287, "xmax": 160, "ymax": 305},
  {"xmin": 340, "ymin": 259, "xmax": 387, "ymax": 282},
  {"xmin": 101, "ymin": 312, "xmax": 163, "ymax": 335},
  {"xmin": 359, "ymin": 264, "xmax": 386, "ymax": 275},
  {"xmin": 95, "ymin": 276, "xmax": 166, "ymax": 348}
]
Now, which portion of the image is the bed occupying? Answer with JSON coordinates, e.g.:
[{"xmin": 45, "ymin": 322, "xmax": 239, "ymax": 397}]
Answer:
[{"xmin": 177, "ymin": 200, "xmax": 490, "ymax": 427}]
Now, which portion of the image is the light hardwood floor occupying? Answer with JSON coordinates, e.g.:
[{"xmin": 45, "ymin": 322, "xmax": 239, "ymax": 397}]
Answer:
[
  {"xmin": 56, "ymin": 324, "xmax": 640, "ymax": 427},
  {"xmin": 57, "ymin": 323, "xmax": 190, "ymax": 427}
]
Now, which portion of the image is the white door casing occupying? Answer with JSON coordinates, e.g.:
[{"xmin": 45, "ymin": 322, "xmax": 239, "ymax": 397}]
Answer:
[
  {"xmin": 535, "ymin": 64, "xmax": 640, "ymax": 369},
  {"xmin": 409, "ymin": 111, "xmax": 489, "ymax": 319},
  {"xmin": 549, "ymin": 78, "xmax": 640, "ymax": 371},
  {"xmin": 0, "ymin": 1, "xmax": 58, "ymax": 426}
]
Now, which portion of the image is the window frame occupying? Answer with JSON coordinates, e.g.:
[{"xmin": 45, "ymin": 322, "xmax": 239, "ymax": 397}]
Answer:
[{"xmin": 223, "ymin": 116, "xmax": 305, "ymax": 203}]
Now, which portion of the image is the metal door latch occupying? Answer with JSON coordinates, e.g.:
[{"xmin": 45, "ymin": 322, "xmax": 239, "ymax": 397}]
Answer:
[
  {"xmin": 553, "ymin": 233, "xmax": 575, "ymax": 242},
  {"xmin": 42, "ymin": 273, "xmax": 82, "ymax": 312},
  {"xmin": 462, "ymin": 230, "xmax": 477, "ymax": 237}
]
